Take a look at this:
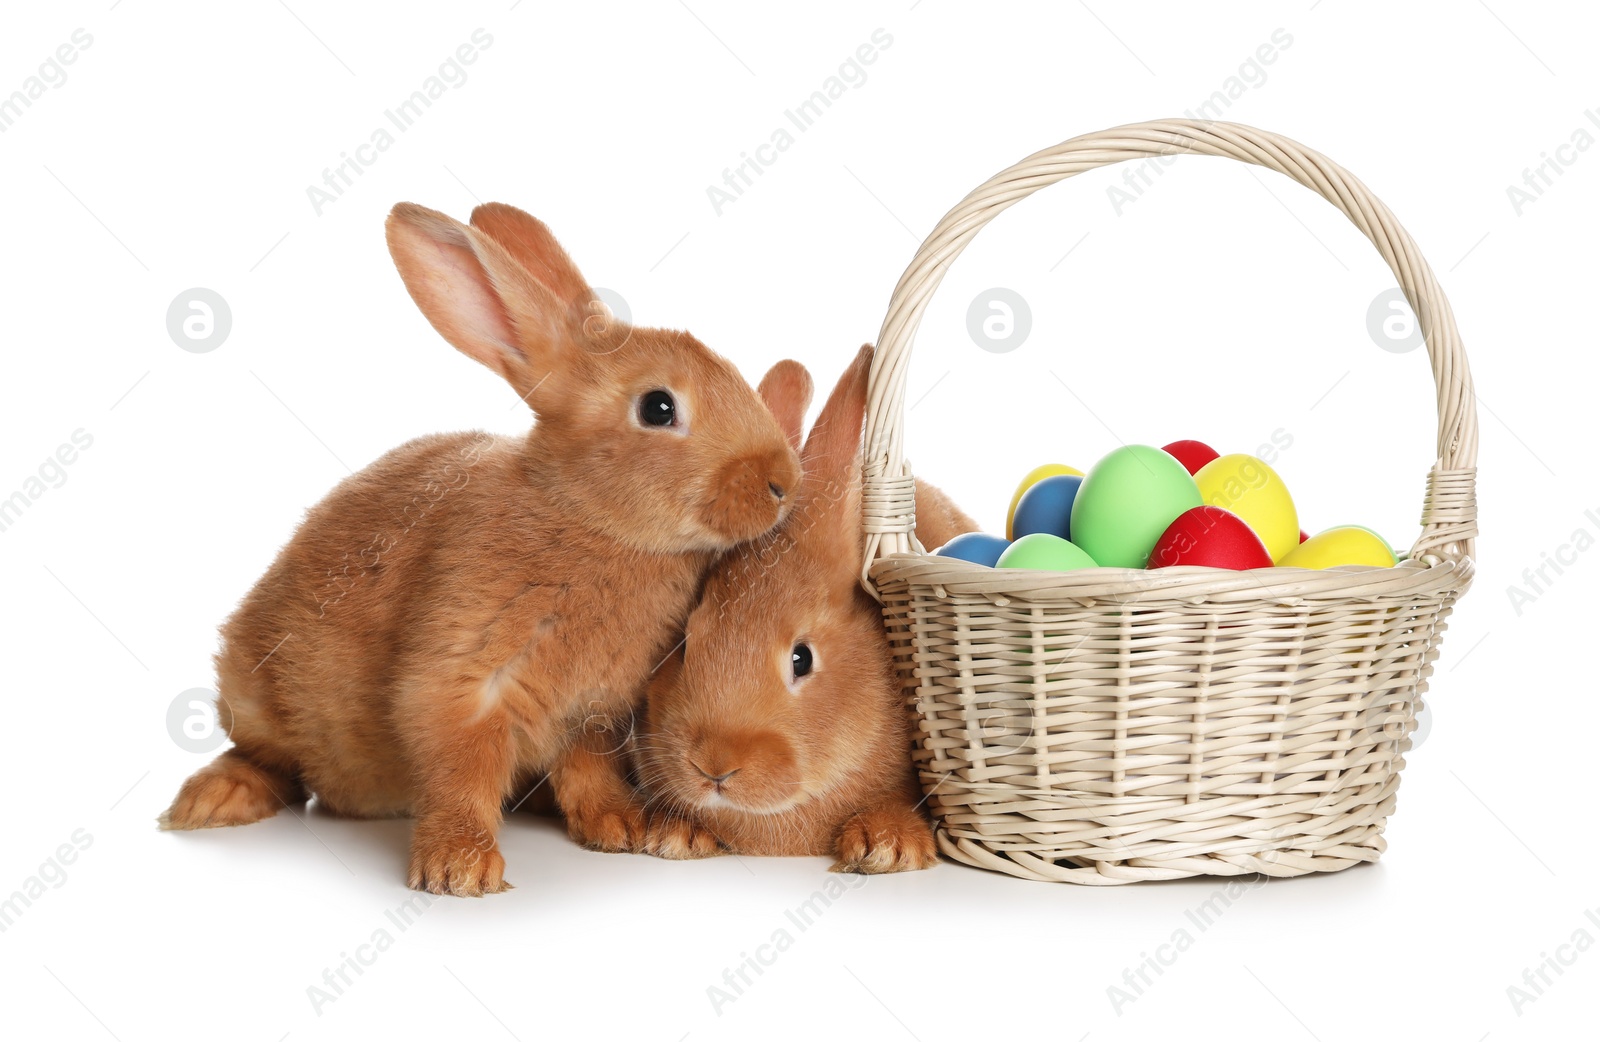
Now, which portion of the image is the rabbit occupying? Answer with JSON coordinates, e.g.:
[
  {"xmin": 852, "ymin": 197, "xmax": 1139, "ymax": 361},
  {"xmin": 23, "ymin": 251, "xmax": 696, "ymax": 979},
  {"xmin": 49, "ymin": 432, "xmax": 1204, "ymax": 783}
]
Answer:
[
  {"xmin": 160, "ymin": 201, "xmax": 805, "ymax": 897},
  {"xmin": 629, "ymin": 344, "xmax": 979, "ymax": 872}
]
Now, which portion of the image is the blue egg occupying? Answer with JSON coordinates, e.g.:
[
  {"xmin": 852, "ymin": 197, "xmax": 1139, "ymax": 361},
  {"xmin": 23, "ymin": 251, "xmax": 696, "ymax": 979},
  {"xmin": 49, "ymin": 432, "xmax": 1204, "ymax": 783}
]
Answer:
[
  {"xmin": 1012, "ymin": 474, "xmax": 1082, "ymax": 541},
  {"xmin": 933, "ymin": 532, "xmax": 1010, "ymax": 567}
]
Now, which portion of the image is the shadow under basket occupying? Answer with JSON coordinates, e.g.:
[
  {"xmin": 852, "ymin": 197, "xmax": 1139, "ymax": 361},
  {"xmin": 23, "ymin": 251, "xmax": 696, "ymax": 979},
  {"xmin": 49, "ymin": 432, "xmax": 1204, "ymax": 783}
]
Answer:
[{"xmin": 859, "ymin": 120, "xmax": 1479, "ymax": 884}]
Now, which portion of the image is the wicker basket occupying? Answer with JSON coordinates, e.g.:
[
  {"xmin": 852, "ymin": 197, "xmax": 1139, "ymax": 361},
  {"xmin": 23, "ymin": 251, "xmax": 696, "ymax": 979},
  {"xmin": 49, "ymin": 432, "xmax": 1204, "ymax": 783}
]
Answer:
[{"xmin": 861, "ymin": 119, "xmax": 1478, "ymax": 884}]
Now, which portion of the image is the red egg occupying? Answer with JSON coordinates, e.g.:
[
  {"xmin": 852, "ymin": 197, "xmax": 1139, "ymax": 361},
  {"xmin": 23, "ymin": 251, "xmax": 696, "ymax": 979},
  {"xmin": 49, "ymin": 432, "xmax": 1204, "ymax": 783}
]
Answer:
[
  {"xmin": 1299, "ymin": 528, "xmax": 1309, "ymax": 544},
  {"xmin": 1147, "ymin": 506, "xmax": 1274, "ymax": 570},
  {"xmin": 1161, "ymin": 439, "xmax": 1221, "ymax": 476}
]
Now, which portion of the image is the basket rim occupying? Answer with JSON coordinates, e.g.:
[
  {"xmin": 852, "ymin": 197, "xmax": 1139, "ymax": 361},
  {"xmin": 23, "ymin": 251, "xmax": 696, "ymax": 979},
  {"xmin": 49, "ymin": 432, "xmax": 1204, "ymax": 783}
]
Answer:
[{"xmin": 870, "ymin": 549, "xmax": 1472, "ymax": 605}]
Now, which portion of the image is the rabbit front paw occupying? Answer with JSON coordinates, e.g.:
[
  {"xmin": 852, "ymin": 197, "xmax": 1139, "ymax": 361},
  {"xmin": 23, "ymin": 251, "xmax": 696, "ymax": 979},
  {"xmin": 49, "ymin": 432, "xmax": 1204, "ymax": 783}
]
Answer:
[
  {"xmin": 407, "ymin": 823, "xmax": 510, "ymax": 896},
  {"xmin": 833, "ymin": 807, "xmax": 937, "ymax": 874},
  {"xmin": 640, "ymin": 813, "xmax": 723, "ymax": 860},
  {"xmin": 563, "ymin": 797, "xmax": 648, "ymax": 853}
]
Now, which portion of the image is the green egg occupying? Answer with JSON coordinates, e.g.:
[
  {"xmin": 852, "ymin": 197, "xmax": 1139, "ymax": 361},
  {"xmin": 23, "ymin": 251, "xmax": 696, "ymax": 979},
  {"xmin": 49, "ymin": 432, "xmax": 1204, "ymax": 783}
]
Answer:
[
  {"xmin": 995, "ymin": 532, "xmax": 1099, "ymax": 572},
  {"xmin": 1070, "ymin": 445, "xmax": 1203, "ymax": 568}
]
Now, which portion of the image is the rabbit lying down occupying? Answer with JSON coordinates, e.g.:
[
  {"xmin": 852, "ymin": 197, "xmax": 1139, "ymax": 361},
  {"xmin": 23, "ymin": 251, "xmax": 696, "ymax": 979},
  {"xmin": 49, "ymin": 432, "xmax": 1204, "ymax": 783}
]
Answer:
[
  {"xmin": 626, "ymin": 345, "xmax": 979, "ymax": 873},
  {"xmin": 161, "ymin": 202, "xmax": 805, "ymax": 896}
]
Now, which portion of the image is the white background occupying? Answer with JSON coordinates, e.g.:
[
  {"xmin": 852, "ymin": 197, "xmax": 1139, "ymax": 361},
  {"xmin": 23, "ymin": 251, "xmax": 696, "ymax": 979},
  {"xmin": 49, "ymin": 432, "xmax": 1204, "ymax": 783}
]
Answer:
[{"xmin": 2, "ymin": 1, "xmax": 1595, "ymax": 1039}]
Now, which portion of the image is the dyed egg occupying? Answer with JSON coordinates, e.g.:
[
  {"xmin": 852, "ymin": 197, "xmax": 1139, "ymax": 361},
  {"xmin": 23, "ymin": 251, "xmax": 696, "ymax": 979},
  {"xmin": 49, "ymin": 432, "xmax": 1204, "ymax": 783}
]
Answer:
[
  {"xmin": 996, "ymin": 533, "xmax": 1098, "ymax": 572},
  {"xmin": 1329, "ymin": 524, "xmax": 1395, "ymax": 555},
  {"xmin": 1278, "ymin": 526, "xmax": 1397, "ymax": 569},
  {"xmin": 934, "ymin": 532, "xmax": 1010, "ymax": 567},
  {"xmin": 1147, "ymin": 506, "xmax": 1274, "ymax": 570},
  {"xmin": 1161, "ymin": 439, "xmax": 1220, "ymax": 476},
  {"xmin": 1193, "ymin": 454, "xmax": 1299, "ymax": 562},
  {"xmin": 1006, "ymin": 463, "xmax": 1083, "ymax": 540},
  {"xmin": 1069, "ymin": 445, "xmax": 1202, "ymax": 568},
  {"xmin": 1012, "ymin": 474, "xmax": 1083, "ymax": 541},
  {"xmin": 1299, "ymin": 529, "xmax": 1309, "ymax": 544}
]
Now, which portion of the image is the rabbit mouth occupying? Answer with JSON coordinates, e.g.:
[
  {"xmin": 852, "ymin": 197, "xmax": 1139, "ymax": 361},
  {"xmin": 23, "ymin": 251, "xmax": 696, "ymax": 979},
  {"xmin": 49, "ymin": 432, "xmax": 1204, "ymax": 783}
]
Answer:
[
  {"xmin": 699, "ymin": 449, "xmax": 799, "ymax": 545},
  {"xmin": 673, "ymin": 740, "xmax": 805, "ymax": 815},
  {"xmin": 695, "ymin": 788, "xmax": 805, "ymax": 815}
]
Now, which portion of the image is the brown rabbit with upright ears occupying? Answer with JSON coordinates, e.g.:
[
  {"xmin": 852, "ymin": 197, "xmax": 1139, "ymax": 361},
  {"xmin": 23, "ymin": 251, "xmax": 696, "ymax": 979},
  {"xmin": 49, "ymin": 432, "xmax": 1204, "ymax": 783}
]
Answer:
[
  {"xmin": 633, "ymin": 344, "xmax": 978, "ymax": 872},
  {"xmin": 161, "ymin": 202, "xmax": 803, "ymax": 896}
]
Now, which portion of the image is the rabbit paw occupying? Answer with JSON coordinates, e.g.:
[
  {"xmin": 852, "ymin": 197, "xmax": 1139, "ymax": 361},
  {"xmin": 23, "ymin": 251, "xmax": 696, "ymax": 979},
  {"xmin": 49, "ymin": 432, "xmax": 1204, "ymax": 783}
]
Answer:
[
  {"xmin": 407, "ymin": 826, "xmax": 510, "ymax": 897},
  {"xmin": 564, "ymin": 798, "xmax": 647, "ymax": 853},
  {"xmin": 641, "ymin": 814, "xmax": 723, "ymax": 860},
  {"xmin": 159, "ymin": 750, "xmax": 304, "ymax": 830},
  {"xmin": 833, "ymin": 808, "xmax": 938, "ymax": 874}
]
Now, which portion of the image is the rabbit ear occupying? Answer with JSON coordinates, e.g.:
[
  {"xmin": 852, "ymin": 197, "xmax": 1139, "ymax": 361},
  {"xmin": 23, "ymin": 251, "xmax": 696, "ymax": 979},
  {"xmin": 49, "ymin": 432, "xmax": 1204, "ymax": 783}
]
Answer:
[
  {"xmin": 795, "ymin": 344, "xmax": 872, "ymax": 555},
  {"xmin": 386, "ymin": 202, "xmax": 574, "ymax": 406},
  {"xmin": 757, "ymin": 360, "xmax": 813, "ymax": 454},
  {"xmin": 801, "ymin": 344, "xmax": 871, "ymax": 485},
  {"xmin": 468, "ymin": 203, "xmax": 598, "ymax": 318}
]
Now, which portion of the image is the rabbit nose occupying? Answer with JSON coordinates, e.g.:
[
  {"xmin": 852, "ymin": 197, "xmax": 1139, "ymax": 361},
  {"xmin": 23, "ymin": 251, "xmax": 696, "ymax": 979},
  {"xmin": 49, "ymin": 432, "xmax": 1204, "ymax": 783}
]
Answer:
[
  {"xmin": 768, "ymin": 481, "xmax": 785, "ymax": 501},
  {"xmin": 691, "ymin": 760, "xmax": 739, "ymax": 785}
]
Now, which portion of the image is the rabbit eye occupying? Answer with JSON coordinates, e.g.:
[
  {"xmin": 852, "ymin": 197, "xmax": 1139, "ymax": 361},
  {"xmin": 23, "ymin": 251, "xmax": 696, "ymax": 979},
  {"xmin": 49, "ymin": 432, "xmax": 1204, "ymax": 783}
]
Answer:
[
  {"xmin": 638, "ymin": 389, "xmax": 677, "ymax": 427},
  {"xmin": 790, "ymin": 643, "xmax": 814, "ymax": 680}
]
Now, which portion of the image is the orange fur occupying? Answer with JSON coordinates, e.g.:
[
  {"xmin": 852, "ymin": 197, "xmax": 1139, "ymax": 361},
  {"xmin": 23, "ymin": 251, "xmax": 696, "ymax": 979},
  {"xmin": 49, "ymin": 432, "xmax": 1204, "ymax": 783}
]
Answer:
[
  {"xmin": 756, "ymin": 360, "xmax": 813, "ymax": 453},
  {"xmin": 914, "ymin": 480, "xmax": 981, "ymax": 552},
  {"xmin": 633, "ymin": 345, "xmax": 978, "ymax": 872},
  {"xmin": 161, "ymin": 202, "xmax": 802, "ymax": 896}
]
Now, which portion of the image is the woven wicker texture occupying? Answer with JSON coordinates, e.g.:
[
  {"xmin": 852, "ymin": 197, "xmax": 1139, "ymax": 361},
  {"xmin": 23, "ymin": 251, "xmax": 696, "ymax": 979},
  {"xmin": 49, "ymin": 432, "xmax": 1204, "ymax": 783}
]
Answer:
[{"xmin": 860, "ymin": 120, "xmax": 1478, "ymax": 884}]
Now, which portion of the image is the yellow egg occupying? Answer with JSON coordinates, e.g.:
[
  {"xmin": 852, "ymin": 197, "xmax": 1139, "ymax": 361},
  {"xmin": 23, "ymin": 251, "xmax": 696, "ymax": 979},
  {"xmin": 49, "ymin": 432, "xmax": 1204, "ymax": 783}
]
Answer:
[
  {"xmin": 1006, "ymin": 463, "xmax": 1083, "ymax": 540},
  {"xmin": 1278, "ymin": 526, "xmax": 1397, "ymax": 569},
  {"xmin": 1193, "ymin": 454, "xmax": 1298, "ymax": 561}
]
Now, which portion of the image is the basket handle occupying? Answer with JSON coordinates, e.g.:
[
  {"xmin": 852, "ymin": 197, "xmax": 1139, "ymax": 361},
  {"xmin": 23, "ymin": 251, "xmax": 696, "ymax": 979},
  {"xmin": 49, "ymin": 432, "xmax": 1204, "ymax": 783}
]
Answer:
[{"xmin": 861, "ymin": 119, "xmax": 1478, "ymax": 586}]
